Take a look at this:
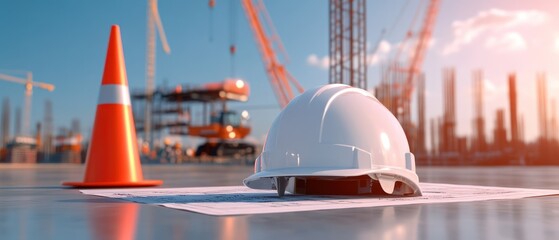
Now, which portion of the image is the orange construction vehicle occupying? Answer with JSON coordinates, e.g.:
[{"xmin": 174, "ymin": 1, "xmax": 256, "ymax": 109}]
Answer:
[{"xmin": 134, "ymin": 78, "xmax": 255, "ymax": 157}]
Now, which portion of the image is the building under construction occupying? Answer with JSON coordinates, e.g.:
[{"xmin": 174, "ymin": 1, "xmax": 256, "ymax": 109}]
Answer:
[
  {"xmin": 0, "ymin": 96, "xmax": 84, "ymax": 163},
  {"xmin": 416, "ymin": 69, "xmax": 559, "ymax": 165},
  {"xmin": 2, "ymin": 0, "xmax": 559, "ymax": 166},
  {"xmin": 128, "ymin": 0, "xmax": 558, "ymax": 166},
  {"xmin": 373, "ymin": 0, "xmax": 440, "ymax": 155}
]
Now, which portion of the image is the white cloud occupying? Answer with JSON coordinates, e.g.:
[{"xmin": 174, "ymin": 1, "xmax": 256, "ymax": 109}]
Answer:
[
  {"xmin": 367, "ymin": 40, "xmax": 392, "ymax": 66},
  {"xmin": 390, "ymin": 39, "xmax": 425, "ymax": 62},
  {"xmin": 308, "ymin": 39, "xmax": 394, "ymax": 70},
  {"xmin": 306, "ymin": 54, "xmax": 329, "ymax": 69},
  {"xmin": 443, "ymin": 9, "xmax": 548, "ymax": 55},
  {"xmin": 306, "ymin": 36, "xmax": 437, "ymax": 70},
  {"xmin": 378, "ymin": 40, "xmax": 392, "ymax": 53},
  {"xmin": 485, "ymin": 32, "xmax": 527, "ymax": 51}
]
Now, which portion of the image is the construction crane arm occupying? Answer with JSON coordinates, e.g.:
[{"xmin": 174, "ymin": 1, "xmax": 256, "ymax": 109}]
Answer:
[
  {"xmin": 403, "ymin": 0, "xmax": 440, "ymax": 100},
  {"xmin": 408, "ymin": 0, "xmax": 439, "ymax": 74},
  {"xmin": 0, "ymin": 73, "xmax": 54, "ymax": 91},
  {"xmin": 149, "ymin": 0, "xmax": 171, "ymax": 54},
  {"xmin": 32, "ymin": 82, "xmax": 55, "ymax": 91},
  {"xmin": 0, "ymin": 73, "xmax": 26, "ymax": 85},
  {"xmin": 241, "ymin": 0, "xmax": 303, "ymax": 108}
]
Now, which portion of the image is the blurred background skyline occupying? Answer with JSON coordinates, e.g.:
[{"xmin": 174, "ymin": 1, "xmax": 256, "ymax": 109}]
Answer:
[{"xmin": 1, "ymin": 0, "xmax": 559, "ymax": 153}]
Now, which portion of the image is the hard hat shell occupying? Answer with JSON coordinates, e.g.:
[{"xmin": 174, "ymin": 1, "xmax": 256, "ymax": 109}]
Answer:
[{"xmin": 243, "ymin": 84, "xmax": 421, "ymax": 196}]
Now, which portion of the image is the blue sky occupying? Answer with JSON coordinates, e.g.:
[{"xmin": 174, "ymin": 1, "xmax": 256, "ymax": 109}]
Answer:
[{"xmin": 1, "ymin": 0, "xmax": 559, "ymax": 148}]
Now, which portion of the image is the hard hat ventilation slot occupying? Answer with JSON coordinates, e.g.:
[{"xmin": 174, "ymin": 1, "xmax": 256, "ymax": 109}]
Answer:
[
  {"xmin": 287, "ymin": 175, "xmax": 417, "ymax": 196},
  {"xmin": 292, "ymin": 176, "xmax": 386, "ymax": 195}
]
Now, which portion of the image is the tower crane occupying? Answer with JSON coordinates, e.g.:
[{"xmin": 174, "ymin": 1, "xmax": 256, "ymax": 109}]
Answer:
[
  {"xmin": 144, "ymin": 0, "xmax": 171, "ymax": 145},
  {"xmin": 401, "ymin": 0, "xmax": 440, "ymax": 110},
  {"xmin": 377, "ymin": 0, "xmax": 440, "ymax": 151},
  {"xmin": 0, "ymin": 72, "xmax": 54, "ymax": 137},
  {"xmin": 241, "ymin": 0, "xmax": 304, "ymax": 108}
]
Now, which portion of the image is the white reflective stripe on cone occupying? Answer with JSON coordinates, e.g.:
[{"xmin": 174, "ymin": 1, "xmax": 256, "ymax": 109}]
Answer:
[{"xmin": 97, "ymin": 84, "xmax": 131, "ymax": 105}]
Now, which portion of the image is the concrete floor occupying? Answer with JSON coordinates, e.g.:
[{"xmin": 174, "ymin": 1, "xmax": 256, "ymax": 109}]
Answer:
[{"xmin": 1, "ymin": 164, "xmax": 559, "ymax": 239}]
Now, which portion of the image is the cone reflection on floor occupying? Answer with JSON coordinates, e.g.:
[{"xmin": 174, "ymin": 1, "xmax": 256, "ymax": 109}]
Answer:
[
  {"xmin": 89, "ymin": 203, "xmax": 139, "ymax": 239},
  {"xmin": 63, "ymin": 25, "xmax": 162, "ymax": 188}
]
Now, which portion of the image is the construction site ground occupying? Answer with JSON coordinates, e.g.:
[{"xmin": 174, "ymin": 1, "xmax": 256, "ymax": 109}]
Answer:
[{"xmin": 2, "ymin": 164, "xmax": 559, "ymax": 239}]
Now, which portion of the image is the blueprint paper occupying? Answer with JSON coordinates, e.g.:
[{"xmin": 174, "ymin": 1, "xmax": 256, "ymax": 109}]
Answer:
[{"xmin": 81, "ymin": 183, "xmax": 559, "ymax": 216}]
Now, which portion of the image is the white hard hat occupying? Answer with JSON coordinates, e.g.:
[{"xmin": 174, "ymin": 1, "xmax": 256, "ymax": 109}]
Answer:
[{"xmin": 243, "ymin": 84, "xmax": 422, "ymax": 197}]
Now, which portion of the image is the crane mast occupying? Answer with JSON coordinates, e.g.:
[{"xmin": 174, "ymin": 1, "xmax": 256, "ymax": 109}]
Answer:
[
  {"xmin": 241, "ymin": 0, "xmax": 304, "ymax": 108},
  {"xmin": 144, "ymin": 0, "xmax": 171, "ymax": 145},
  {"xmin": 329, "ymin": 0, "xmax": 367, "ymax": 89}
]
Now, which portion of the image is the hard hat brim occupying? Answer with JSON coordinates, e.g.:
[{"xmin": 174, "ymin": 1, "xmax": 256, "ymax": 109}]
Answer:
[{"xmin": 243, "ymin": 166, "xmax": 421, "ymax": 195}]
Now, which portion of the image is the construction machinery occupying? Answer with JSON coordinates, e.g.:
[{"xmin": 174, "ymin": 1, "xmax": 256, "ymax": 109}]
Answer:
[
  {"xmin": 133, "ymin": 0, "xmax": 302, "ymax": 158},
  {"xmin": 0, "ymin": 71, "xmax": 54, "ymax": 137},
  {"xmin": 133, "ymin": 79, "xmax": 255, "ymax": 157}
]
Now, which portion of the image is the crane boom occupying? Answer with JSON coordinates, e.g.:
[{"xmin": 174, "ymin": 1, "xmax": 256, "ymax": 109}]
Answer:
[
  {"xmin": 0, "ymin": 73, "xmax": 54, "ymax": 91},
  {"xmin": 149, "ymin": 0, "xmax": 171, "ymax": 54},
  {"xmin": 241, "ymin": 0, "xmax": 303, "ymax": 108},
  {"xmin": 402, "ymin": 0, "xmax": 440, "ymax": 101}
]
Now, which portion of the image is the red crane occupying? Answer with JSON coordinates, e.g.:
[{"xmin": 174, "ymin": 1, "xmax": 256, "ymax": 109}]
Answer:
[
  {"xmin": 241, "ymin": 0, "xmax": 304, "ymax": 108},
  {"xmin": 376, "ymin": 0, "xmax": 440, "ymax": 152},
  {"xmin": 402, "ymin": 0, "xmax": 440, "ymax": 105}
]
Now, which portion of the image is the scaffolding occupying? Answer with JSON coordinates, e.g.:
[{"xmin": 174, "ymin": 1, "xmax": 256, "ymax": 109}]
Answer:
[{"xmin": 329, "ymin": 0, "xmax": 367, "ymax": 89}]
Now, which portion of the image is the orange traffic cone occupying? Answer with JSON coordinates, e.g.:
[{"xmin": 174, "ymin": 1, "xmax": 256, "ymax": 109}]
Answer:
[{"xmin": 63, "ymin": 25, "xmax": 162, "ymax": 188}]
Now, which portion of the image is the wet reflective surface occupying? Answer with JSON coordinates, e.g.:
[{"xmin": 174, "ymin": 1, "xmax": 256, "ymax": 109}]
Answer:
[{"xmin": 1, "ymin": 164, "xmax": 559, "ymax": 239}]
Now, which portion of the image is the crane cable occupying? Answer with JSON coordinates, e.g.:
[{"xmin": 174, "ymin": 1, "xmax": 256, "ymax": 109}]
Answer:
[
  {"xmin": 379, "ymin": 0, "xmax": 413, "ymax": 84},
  {"xmin": 229, "ymin": 0, "xmax": 238, "ymax": 77},
  {"xmin": 393, "ymin": 0, "xmax": 427, "ymax": 62},
  {"xmin": 209, "ymin": 0, "xmax": 215, "ymax": 42},
  {"xmin": 384, "ymin": 0, "xmax": 412, "ymax": 39}
]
